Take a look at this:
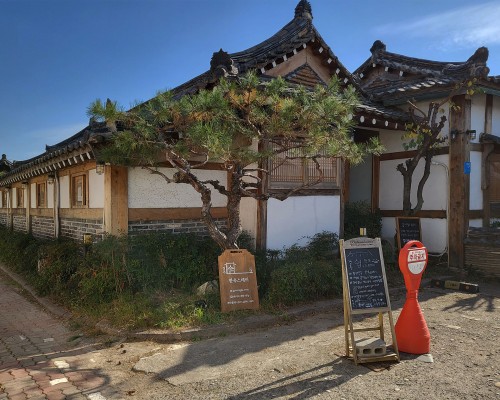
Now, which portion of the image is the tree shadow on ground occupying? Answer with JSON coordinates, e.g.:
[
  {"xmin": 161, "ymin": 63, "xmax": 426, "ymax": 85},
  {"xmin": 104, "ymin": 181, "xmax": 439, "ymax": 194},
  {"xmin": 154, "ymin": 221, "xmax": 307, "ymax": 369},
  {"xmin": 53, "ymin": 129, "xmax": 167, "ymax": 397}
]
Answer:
[{"xmin": 226, "ymin": 358, "xmax": 364, "ymax": 400}]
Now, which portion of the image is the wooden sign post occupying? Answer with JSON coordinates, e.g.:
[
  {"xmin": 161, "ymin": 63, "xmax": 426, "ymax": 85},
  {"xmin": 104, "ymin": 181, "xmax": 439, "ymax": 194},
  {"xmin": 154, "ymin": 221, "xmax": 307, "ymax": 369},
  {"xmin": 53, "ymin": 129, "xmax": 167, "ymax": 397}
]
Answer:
[
  {"xmin": 340, "ymin": 237, "xmax": 400, "ymax": 364},
  {"xmin": 218, "ymin": 249, "xmax": 259, "ymax": 313},
  {"xmin": 396, "ymin": 217, "xmax": 421, "ymax": 249}
]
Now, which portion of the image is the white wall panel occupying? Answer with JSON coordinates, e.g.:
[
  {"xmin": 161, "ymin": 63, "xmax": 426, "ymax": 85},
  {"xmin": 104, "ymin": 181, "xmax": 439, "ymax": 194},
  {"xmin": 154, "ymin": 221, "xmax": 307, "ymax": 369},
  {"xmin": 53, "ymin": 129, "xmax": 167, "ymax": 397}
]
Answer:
[
  {"xmin": 128, "ymin": 167, "xmax": 227, "ymax": 208},
  {"xmin": 59, "ymin": 176, "xmax": 70, "ymax": 208},
  {"xmin": 267, "ymin": 196, "xmax": 340, "ymax": 250},
  {"xmin": 89, "ymin": 170, "xmax": 104, "ymax": 208}
]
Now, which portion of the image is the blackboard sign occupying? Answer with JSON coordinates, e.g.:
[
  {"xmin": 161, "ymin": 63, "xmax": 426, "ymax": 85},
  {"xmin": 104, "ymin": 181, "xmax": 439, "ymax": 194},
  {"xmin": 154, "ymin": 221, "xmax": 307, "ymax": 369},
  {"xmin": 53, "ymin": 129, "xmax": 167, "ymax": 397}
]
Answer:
[
  {"xmin": 396, "ymin": 217, "xmax": 421, "ymax": 249},
  {"xmin": 341, "ymin": 238, "xmax": 391, "ymax": 314}
]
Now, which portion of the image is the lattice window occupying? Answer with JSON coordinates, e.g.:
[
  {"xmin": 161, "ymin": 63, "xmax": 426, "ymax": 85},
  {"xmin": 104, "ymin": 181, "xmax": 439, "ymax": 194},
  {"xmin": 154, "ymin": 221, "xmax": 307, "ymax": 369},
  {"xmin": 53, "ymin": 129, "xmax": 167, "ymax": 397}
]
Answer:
[{"xmin": 269, "ymin": 141, "xmax": 339, "ymax": 188}]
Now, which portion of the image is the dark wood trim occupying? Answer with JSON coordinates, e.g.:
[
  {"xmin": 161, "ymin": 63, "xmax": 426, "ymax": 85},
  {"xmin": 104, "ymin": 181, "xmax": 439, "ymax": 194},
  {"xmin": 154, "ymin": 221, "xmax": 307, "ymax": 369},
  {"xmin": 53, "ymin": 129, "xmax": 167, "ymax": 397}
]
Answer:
[
  {"xmin": 379, "ymin": 146, "xmax": 449, "ymax": 161},
  {"xmin": 267, "ymin": 188, "xmax": 341, "ymax": 197},
  {"xmin": 485, "ymin": 94, "xmax": 493, "ymax": 135},
  {"xmin": 448, "ymin": 95, "xmax": 470, "ymax": 269},
  {"xmin": 30, "ymin": 208, "xmax": 53, "ymax": 218},
  {"xmin": 129, "ymin": 207, "xmax": 228, "ymax": 222},
  {"xmin": 470, "ymin": 143, "xmax": 483, "ymax": 152},
  {"xmin": 468, "ymin": 210, "xmax": 483, "ymax": 220},
  {"xmin": 59, "ymin": 208, "xmax": 102, "ymax": 220},
  {"xmin": 10, "ymin": 208, "xmax": 26, "ymax": 216},
  {"xmin": 371, "ymin": 155, "xmax": 380, "ymax": 212},
  {"xmin": 380, "ymin": 210, "xmax": 447, "ymax": 219}
]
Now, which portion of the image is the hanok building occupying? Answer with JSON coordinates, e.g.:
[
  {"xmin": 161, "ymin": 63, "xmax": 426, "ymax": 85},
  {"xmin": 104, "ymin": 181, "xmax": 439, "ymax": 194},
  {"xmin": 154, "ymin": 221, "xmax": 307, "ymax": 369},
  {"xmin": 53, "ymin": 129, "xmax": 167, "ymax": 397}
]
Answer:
[{"xmin": 1, "ymin": 1, "xmax": 500, "ymax": 272}]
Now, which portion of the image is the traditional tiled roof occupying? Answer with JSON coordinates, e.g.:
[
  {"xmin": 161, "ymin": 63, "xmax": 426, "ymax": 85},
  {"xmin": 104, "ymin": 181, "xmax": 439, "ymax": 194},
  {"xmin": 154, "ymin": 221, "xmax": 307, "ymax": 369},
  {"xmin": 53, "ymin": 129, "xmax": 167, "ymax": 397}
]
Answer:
[
  {"xmin": 354, "ymin": 40, "xmax": 494, "ymax": 105},
  {"xmin": 0, "ymin": 154, "xmax": 12, "ymax": 173}
]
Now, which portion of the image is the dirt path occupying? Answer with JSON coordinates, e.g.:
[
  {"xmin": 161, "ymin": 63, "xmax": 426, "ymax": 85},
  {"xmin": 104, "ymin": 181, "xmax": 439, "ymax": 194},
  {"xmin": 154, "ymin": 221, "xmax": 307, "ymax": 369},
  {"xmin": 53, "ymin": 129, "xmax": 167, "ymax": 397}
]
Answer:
[{"xmin": 0, "ymin": 269, "xmax": 499, "ymax": 399}]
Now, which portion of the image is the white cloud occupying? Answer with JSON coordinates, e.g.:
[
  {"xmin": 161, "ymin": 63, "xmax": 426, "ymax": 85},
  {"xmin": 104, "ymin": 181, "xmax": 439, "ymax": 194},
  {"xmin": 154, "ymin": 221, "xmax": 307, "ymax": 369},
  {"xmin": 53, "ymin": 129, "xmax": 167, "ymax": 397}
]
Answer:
[{"xmin": 375, "ymin": 2, "xmax": 500, "ymax": 50}]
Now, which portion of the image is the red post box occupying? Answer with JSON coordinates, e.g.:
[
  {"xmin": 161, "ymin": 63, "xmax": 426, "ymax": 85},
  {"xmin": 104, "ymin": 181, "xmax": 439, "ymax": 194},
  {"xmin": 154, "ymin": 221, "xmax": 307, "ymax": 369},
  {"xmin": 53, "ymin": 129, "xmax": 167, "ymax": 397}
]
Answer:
[{"xmin": 395, "ymin": 240, "xmax": 430, "ymax": 354}]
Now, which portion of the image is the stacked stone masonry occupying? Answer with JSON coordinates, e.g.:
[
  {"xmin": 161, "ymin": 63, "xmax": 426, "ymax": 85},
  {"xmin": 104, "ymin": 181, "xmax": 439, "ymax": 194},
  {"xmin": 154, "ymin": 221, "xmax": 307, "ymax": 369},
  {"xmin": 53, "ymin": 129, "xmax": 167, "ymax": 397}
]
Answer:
[
  {"xmin": 13, "ymin": 215, "xmax": 27, "ymax": 233},
  {"xmin": 31, "ymin": 216, "xmax": 55, "ymax": 240},
  {"xmin": 0, "ymin": 212, "xmax": 8, "ymax": 227},
  {"xmin": 60, "ymin": 218, "xmax": 104, "ymax": 241},
  {"xmin": 128, "ymin": 218, "xmax": 228, "ymax": 236}
]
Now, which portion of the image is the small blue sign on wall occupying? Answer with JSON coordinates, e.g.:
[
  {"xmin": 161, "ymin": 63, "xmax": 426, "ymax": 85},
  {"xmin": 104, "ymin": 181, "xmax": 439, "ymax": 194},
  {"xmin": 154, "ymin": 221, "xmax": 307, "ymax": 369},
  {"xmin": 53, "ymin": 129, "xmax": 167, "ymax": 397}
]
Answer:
[{"xmin": 464, "ymin": 161, "xmax": 471, "ymax": 175}]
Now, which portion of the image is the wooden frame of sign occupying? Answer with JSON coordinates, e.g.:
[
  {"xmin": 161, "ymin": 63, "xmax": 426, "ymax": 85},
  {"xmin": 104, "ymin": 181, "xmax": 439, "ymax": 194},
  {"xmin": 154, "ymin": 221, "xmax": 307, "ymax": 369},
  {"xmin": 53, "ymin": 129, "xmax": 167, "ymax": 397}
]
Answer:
[
  {"xmin": 340, "ymin": 237, "xmax": 400, "ymax": 365},
  {"xmin": 396, "ymin": 217, "xmax": 421, "ymax": 250}
]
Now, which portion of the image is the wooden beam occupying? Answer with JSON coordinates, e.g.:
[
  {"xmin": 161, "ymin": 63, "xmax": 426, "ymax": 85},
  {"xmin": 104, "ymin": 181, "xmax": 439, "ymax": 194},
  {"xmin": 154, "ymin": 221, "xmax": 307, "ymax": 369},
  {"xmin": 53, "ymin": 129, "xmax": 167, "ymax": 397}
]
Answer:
[
  {"xmin": 482, "ymin": 95, "xmax": 494, "ymax": 227},
  {"xmin": 104, "ymin": 166, "xmax": 128, "ymax": 236},
  {"xmin": 59, "ymin": 208, "xmax": 103, "ymax": 220},
  {"xmin": 372, "ymin": 156, "xmax": 380, "ymax": 212},
  {"xmin": 448, "ymin": 95, "xmax": 470, "ymax": 270},
  {"xmin": 380, "ymin": 210, "xmax": 446, "ymax": 219},
  {"xmin": 129, "ymin": 207, "xmax": 227, "ymax": 222},
  {"xmin": 380, "ymin": 147, "xmax": 449, "ymax": 161}
]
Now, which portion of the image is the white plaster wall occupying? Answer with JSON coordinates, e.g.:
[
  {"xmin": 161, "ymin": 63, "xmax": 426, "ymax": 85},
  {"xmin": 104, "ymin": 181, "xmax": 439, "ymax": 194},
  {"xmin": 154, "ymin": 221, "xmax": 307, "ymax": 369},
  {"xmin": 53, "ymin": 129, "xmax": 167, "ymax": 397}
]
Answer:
[
  {"xmin": 381, "ymin": 217, "xmax": 447, "ymax": 254},
  {"xmin": 469, "ymin": 219, "xmax": 483, "ymax": 228},
  {"xmin": 89, "ymin": 170, "xmax": 104, "ymax": 208},
  {"xmin": 128, "ymin": 167, "xmax": 227, "ymax": 208},
  {"xmin": 380, "ymin": 101, "xmax": 450, "ymax": 153},
  {"xmin": 12, "ymin": 188, "xmax": 17, "ymax": 209},
  {"xmin": 492, "ymin": 96, "xmax": 500, "ymax": 136},
  {"xmin": 240, "ymin": 197, "xmax": 258, "ymax": 243},
  {"xmin": 30, "ymin": 184, "xmax": 36, "ymax": 208},
  {"xmin": 379, "ymin": 154, "xmax": 448, "ymax": 211},
  {"xmin": 266, "ymin": 196, "xmax": 340, "ymax": 250},
  {"xmin": 471, "ymin": 94, "xmax": 486, "ymax": 143},
  {"xmin": 469, "ymin": 151, "xmax": 482, "ymax": 210},
  {"xmin": 47, "ymin": 182, "xmax": 54, "ymax": 209},
  {"xmin": 59, "ymin": 176, "xmax": 70, "ymax": 208},
  {"xmin": 379, "ymin": 129, "xmax": 406, "ymax": 153}
]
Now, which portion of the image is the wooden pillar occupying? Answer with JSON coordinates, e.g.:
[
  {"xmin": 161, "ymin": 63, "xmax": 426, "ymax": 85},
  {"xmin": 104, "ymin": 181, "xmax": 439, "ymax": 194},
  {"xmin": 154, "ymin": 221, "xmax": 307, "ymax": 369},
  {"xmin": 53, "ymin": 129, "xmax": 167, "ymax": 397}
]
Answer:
[
  {"xmin": 448, "ymin": 95, "xmax": 471, "ymax": 270},
  {"xmin": 339, "ymin": 159, "xmax": 349, "ymax": 239},
  {"xmin": 26, "ymin": 184, "xmax": 31, "ymax": 234},
  {"xmin": 371, "ymin": 155, "xmax": 380, "ymax": 212},
  {"xmin": 104, "ymin": 166, "xmax": 128, "ymax": 236},
  {"xmin": 482, "ymin": 94, "xmax": 493, "ymax": 227}
]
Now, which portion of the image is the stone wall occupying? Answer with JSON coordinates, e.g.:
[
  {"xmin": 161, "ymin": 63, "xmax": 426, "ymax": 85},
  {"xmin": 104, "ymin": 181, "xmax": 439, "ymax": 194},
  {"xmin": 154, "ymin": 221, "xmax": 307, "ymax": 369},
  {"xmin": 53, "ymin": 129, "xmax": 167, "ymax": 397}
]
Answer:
[
  {"xmin": 0, "ymin": 212, "xmax": 8, "ymax": 228},
  {"xmin": 13, "ymin": 215, "xmax": 27, "ymax": 233},
  {"xmin": 128, "ymin": 218, "xmax": 227, "ymax": 237},
  {"xmin": 60, "ymin": 218, "xmax": 103, "ymax": 241},
  {"xmin": 32, "ymin": 216, "xmax": 55, "ymax": 240}
]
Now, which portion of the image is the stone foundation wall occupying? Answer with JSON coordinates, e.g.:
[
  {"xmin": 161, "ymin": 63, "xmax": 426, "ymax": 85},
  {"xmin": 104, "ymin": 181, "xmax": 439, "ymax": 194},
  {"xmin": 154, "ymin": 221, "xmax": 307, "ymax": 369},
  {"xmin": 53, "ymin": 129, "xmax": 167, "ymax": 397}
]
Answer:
[
  {"xmin": 60, "ymin": 218, "xmax": 104, "ymax": 241},
  {"xmin": 128, "ymin": 218, "xmax": 227, "ymax": 237},
  {"xmin": 13, "ymin": 215, "xmax": 27, "ymax": 233},
  {"xmin": 32, "ymin": 216, "xmax": 55, "ymax": 240},
  {"xmin": 0, "ymin": 212, "xmax": 8, "ymax": 228}
]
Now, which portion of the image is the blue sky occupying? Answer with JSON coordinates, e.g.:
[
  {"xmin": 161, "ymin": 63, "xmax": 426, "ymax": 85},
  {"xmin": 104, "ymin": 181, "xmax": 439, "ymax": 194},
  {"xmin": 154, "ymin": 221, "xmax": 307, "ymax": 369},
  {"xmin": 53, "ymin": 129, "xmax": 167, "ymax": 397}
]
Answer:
[{"xmin": 2, "ymin": 0, "xmax": 500, "ymax": 162}]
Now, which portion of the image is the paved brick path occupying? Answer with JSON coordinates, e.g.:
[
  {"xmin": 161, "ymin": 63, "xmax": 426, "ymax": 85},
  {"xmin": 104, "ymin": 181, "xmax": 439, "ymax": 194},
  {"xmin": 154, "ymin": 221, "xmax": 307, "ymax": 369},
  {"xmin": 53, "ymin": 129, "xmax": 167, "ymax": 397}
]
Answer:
[{"xmin": 0, "ymin": 273, "xmax": 108, "ymax": 400}]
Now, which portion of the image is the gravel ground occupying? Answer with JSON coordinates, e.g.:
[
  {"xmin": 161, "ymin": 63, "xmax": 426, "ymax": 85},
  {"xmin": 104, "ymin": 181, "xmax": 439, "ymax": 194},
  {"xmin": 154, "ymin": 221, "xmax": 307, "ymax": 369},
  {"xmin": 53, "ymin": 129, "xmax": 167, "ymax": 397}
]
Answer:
[{"xmin": 64, "ymin": 280, "xmax": 499, "ymax": 400}]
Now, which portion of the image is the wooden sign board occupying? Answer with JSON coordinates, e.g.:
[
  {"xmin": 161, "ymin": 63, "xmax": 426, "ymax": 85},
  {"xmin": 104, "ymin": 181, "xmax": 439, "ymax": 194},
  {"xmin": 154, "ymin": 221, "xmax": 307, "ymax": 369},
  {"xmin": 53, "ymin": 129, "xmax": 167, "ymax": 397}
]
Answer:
[
  {"xmin": 340, "ymin": 237, "xmax": 399, "ymax": 364},
  {"xmin": 396, "ymin": 217, "xmax": 421, "ymax": 249},
  {"xmin": 218, "ymin": 249, "xmax": 259, "ymax": 313},
  {"xmin": 341, "ymin": 237, "xmax": 391, "ymax": 315}
]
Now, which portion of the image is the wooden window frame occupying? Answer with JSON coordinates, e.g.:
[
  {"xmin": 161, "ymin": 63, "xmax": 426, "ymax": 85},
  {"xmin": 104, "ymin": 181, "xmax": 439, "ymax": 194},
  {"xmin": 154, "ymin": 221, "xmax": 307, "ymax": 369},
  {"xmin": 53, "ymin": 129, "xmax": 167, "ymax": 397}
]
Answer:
[
  {"xmin": 16, "ymin": 188, "xmax": 24, "ymax": 208},
  {"xmin": 37, "ymin": 182, "xmax": 47, "ymax": 208},
  {"xmin": 269, "ymin": 141, "xmax": 340, "ymax": 190},
  {"xmin": 71, "ymin": 172, "xmax": 89, "ymax": 208}
]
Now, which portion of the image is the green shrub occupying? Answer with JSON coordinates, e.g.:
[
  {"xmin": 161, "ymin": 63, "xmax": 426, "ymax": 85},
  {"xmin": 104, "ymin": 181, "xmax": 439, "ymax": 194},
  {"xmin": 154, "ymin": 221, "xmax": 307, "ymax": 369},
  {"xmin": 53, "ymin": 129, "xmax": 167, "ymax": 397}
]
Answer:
[
  {"xmin": 259, "ymin": 231, "xmax": 342, "ymax": 306},
  {"xmin": 344, "ymin": 201, "xmax": 382, "ymax": 239}
]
